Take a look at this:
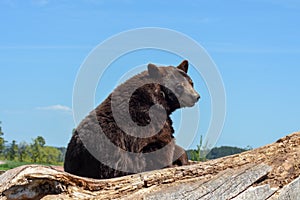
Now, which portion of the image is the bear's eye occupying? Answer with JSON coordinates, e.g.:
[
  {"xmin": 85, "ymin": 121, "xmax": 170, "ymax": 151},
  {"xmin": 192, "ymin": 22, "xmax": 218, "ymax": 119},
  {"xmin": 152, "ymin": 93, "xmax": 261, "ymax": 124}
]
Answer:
[
  {"xmin": 189, "ymin": 80, "xmax": 194, "ymax": 87},
  {"xmin": 160, "ymin": 91, "xmax": 165, "ymax": 98},
  {"xmin": 175, "ymin": 84, "xmax": 184, "ymax": 94}
]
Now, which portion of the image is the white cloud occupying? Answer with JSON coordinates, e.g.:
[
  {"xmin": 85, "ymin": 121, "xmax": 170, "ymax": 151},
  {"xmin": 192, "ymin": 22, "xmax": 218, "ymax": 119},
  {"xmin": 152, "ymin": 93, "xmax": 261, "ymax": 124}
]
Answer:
[{"xmin": 36, "ymin": 104, "xmax": 72, "ymax": 112}]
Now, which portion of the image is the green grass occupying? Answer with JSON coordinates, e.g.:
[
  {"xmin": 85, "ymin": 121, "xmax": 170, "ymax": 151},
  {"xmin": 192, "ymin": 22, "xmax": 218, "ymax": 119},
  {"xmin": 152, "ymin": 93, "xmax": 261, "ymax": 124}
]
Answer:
[
  {"xmin": 0, "ymin": 160, "xmax": 63, "ymax": 170},
  {"xmin": 0, "ymin": 161, "xmax": 32, "ymax": 170}
]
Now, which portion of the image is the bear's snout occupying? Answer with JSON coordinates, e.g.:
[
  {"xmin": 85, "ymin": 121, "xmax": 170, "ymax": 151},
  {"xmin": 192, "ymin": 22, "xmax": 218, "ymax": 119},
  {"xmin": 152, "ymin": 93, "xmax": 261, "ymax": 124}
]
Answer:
[{"xmin": 194, "ymin": 93, "xmax": 200, "ymax": 102}]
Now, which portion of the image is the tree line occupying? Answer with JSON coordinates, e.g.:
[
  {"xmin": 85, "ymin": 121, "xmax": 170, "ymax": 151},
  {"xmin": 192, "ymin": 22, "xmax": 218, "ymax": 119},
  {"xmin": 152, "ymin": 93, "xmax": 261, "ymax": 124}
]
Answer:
[
  {"xmin": 186, "ymin": 135, "xmax": 252, "ymax": 161},
  {"xmin": 0, "ymin": 121, "xmax": 252, "ymax": 165},
  {"xmin": 0, "ymin": 121, "xmax": 65, "ymax": 165},
  {"xmin": 187, "ymin": 146, "xmax": 252, "ymax": 161}
]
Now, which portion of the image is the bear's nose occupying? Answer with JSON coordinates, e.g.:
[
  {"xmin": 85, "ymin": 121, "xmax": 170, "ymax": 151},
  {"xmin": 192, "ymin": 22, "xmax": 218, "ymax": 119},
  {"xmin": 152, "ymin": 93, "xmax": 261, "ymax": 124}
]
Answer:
[
  {"xmin": 190, "ymin": 90, "xmax": 200, "ymax": 102},
  {"xmin": 195, "ymin": 93, "xmax": 200, "ymax": 102}
]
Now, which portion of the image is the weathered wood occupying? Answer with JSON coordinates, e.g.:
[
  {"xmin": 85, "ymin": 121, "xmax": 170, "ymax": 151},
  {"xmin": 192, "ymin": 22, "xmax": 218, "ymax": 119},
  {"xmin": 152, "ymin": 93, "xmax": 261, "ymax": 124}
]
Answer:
[
  {"xmin": 143, "ymin": 164, "xmax": 271, "ymax": 200},
  {"xmin": 0, "ymin": 131, "xmax": 300, "ymax": 199},
  {"xmin": 232, "ymin": 185, "xmax": 277, "ymax": 200},
  {"xmin": 0, "ymin": 164, "xmax": 276, "ymax": 200},
  {"xmin": 0, "ymin": 163, "xmax": 219, "ymax": 200},
  {"xmin": 276, "ymin": 176, "xmax": 300, "ymax": 200}
]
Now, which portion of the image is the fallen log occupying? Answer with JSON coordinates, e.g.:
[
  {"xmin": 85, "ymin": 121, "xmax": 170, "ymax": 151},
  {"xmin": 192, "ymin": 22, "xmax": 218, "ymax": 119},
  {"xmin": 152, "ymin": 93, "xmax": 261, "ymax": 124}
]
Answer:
[{"xmin": 0, "ymin": 131, "xmax": 299, "ymax": 199}]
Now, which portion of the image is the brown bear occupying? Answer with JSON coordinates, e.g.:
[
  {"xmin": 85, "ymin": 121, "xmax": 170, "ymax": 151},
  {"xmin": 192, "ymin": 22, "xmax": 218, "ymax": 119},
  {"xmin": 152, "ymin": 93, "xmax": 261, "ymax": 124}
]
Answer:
[{"xmin": 64, "ymin": 60, "xmax": 200, "ymax": 179}]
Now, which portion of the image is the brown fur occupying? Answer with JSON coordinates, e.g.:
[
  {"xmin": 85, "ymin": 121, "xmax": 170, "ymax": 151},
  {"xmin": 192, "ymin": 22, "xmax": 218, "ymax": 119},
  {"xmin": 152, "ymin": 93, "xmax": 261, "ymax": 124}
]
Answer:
[{"xmin": 64, "ymin": 60, "xmax": 200, "ymax": 179}]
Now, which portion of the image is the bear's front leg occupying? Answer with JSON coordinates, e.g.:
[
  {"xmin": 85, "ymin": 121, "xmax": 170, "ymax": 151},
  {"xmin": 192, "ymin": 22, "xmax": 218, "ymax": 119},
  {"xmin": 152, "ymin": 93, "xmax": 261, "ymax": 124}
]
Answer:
[
  {"xmin": 142, "ymin": 139, "xmax": 176, "ymax": 171},
  {"xmin": 172, "ymin": 145, "xmax": 189, "ymax": 166}
]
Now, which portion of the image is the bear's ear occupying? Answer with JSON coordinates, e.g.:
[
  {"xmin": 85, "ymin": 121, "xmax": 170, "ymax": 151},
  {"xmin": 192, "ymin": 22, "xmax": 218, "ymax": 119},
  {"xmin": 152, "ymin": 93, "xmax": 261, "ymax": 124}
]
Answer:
[
  {"xmin": 177, "ymin": 60, "xmax": 189, "ymax": 73},
  {"xmin": 147, "ymin": 63, "xmax": 161, "ymax": 78}
]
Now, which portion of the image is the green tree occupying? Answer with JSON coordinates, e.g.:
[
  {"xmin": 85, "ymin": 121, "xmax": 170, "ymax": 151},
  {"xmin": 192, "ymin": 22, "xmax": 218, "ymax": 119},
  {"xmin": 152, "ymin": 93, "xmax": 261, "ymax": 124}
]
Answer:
[
  {"xmin": 36, "ymin": 136, "xmax": 45, "ymax": 147},
  {"xmin": 186, "ymin": 149, "xmax": 199, "ymax": 161},
  {"xmin": 43, "ymin": 146, "xmax": 62, "ymax": 164},
  {"xmin": 0, "ymin": 121, "xmax": 5, "ymax": 155},
  {"xmin": 30, "ymin": 136, "xmax": 46, "ymax": 163},
  {"xmin": 186, "ymin": 135, "xmax": 211, "ymax": 162},
  {"xmin": 17, "ymin": 142, "xmax": 29, "ymax": 162},
  {"xmin": 196, "ymin": 135, "xmax": 203, "ymax": 161},
  {"xmin": 206, "ymin": 146, "xmax": 248, "ymax": 159},
  {"xmin": 7, "ymin": 140, "xmax": 18, "ymax": 160},
  {"xmin": 196, "ymin": 135, "xmax": 209, "ymax": 161}
]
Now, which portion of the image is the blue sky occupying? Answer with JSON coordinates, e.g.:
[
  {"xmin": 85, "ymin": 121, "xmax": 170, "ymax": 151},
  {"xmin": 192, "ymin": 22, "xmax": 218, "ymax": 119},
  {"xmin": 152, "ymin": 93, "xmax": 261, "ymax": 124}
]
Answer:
[{"xmin": 0, "ymin": 0, "xmax": 299, "ymax": 149}]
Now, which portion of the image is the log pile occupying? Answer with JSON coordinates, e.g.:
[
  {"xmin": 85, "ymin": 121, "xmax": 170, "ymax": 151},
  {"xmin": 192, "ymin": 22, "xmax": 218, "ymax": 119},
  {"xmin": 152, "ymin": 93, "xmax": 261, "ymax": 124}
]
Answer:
[{"xmin": 0, "ymin": 131, "xmax": 299, "ymax": 200}]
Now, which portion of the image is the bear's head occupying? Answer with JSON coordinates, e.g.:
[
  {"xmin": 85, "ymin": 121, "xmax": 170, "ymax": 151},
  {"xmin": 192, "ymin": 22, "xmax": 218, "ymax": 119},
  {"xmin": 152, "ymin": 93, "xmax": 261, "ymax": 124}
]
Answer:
[{"xmin": 147, "ymin": 60, "xmax": 200, "ymax": 113}]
